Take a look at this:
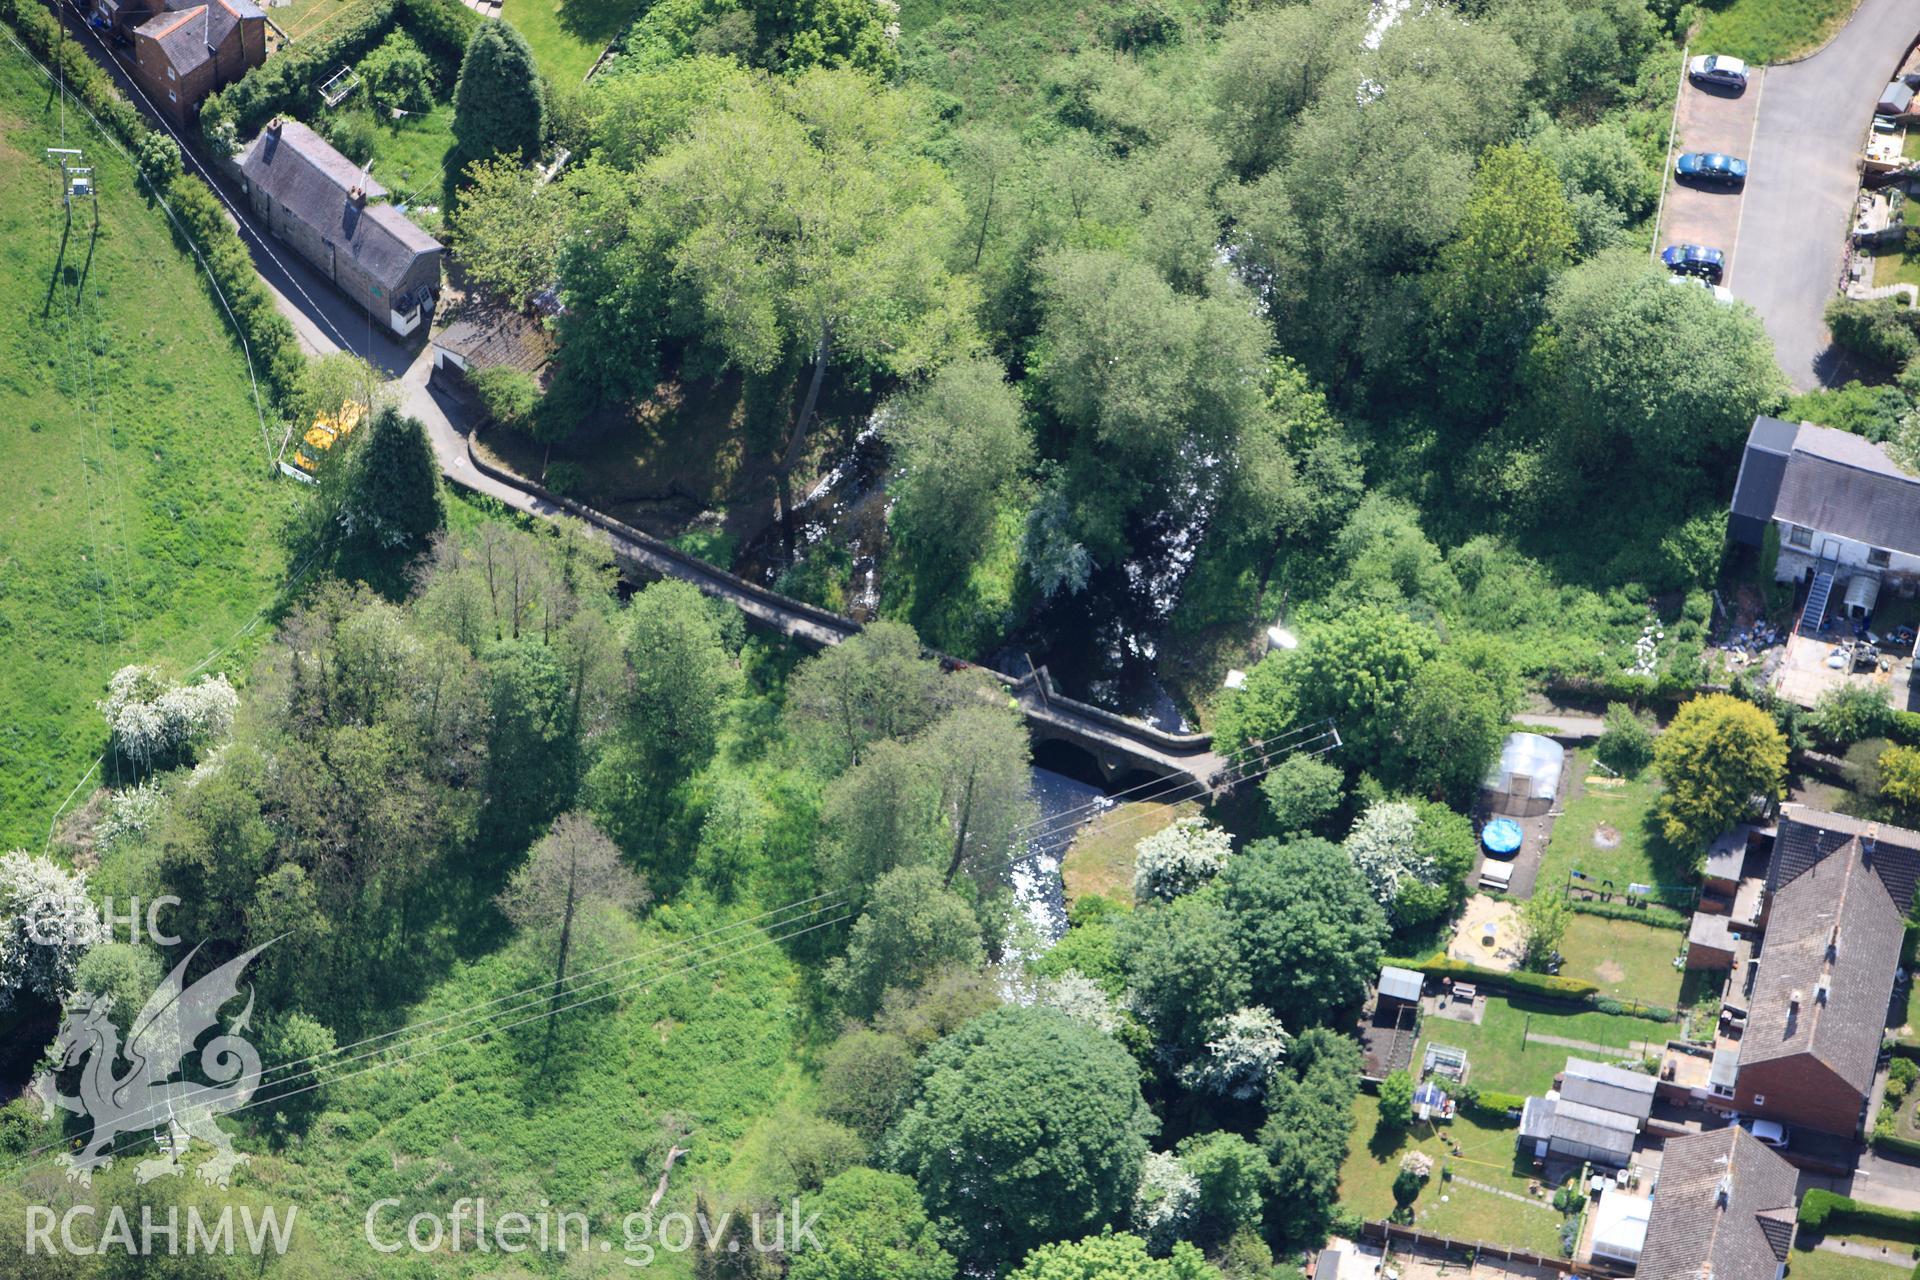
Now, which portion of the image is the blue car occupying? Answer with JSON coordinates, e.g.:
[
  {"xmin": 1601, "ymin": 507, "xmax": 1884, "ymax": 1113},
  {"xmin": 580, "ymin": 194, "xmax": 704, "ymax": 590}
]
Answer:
[
  {"xmin": 1661, "ymin": 244, "xmax": 1726, "ymax": 281},
  {"xmin": 1675, "ymin": 152, "xmax": 1748, "ymax": 186}
]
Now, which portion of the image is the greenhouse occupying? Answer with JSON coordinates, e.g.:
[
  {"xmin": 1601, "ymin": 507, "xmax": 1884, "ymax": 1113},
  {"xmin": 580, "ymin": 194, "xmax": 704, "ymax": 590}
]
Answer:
[{"xmin": 1480, "ymin": 732, "xmax": 1564, "ymax": 817}]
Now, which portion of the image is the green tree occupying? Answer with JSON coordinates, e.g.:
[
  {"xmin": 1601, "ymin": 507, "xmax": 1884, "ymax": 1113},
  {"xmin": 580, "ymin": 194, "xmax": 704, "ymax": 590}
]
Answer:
[
  {"xmin": 1880, "ymin": 743, "xmax": 1920, "ymax": 819},
  {"xmin": 817, "ymin": 1027, "xmax": 918, "ymax": 1142},
  {"xmin": 360, "ymin": 30, "xmax": 435, "ymax": 114},
  {"xmin": 481, "ymin": 638, "xmax": 577, "ymax": 851},
  {"xmin": 786, "ymin": 621, "xmax": 946, "ymax": 772},
  {"xmin": 920, "ymin": 700, "xmax": 1035, "ymax": 893},
  {"xmin": 71, "ymin": 943, "xmax": 161, "ymax": 1037},
  {"xmin": 256, "ymin": 1011, "xmax": 337, "ymax": 1134},
  {"xmin": 884, "ymin": 356, "xmax": 1031, "ymax": 584},
  {"xmin": 343, "ymin": 407, "xmax": 442, "ymax": 552},
  {"xmin": 1260, "ymin": 752, "xmax": 1345, "ymax": 836},
  {"xmin": 1808, "ymin": 683, "xmax": 1894, "ymax": 747},
  {"xmin": 1214, "ymin": 606, "xmax": 1437, "ymax": 767},
  {"xmin": 1210, "ymin": 0, "xmax": 1368, "ymax": 177},
  {"xmin": 450, "ymin": 156, "xmax": 564, "ymax": 308},
  {"xmin": 452, "ymin": 19, "xmax": 546, "ymax": 165},
  {"xmin": 1393, "ymin": 652, "xmax": 1516, "ymax": 804},
  {"xmin": 470, "ymin": 366, "xmax": 541, "ymax": 434},
  {"xmin": 1177, "ymin": 1131, "xmax": 1268, "ymax": 1250},
  {"xmin": 1428, "ymin": 143, "xmax": 1576, "ymax": 422},
  {"xmin": 886, "ymin": 1007, "xmax": 1155, "ymax": 1273},
  {"xmin": 789, "ymin": 1168, "xmax": 956, "ymax": 1280},
  {"xmin": 646, "ymin": 69, "xmax": 974, "ymax": 549},
  {"xmin": 1007, "ymin": 1233, "xmax": 1222, "ymax": 1280},
  {"xmin": 1516, "ymin": 890, "xmax": 1571, "ymax": 972},
  {"xmin": 1377, "ymin": 1068, "xmax": 1414, "ymax": 1134},
  {"xmin": 622, "ymin": 580, "xmax": 737, "ymax": 768},
  {"xmin": 1260, "ymin": 1028, "xmax": 1362, "ymax": 1246},
  {"xmin": 1596, "ymin": 702, "xmax": 1655, "ymax": 777},
  {"xmin": 1219, "ymin": 837, "xmax": 1387, "ymax": 1030},
  {"xmin": 1651, "ymin": 693, "xmax": 1787, "ymax": 847},
  {"xmin": 829, "ymin": 865, "xmax": 984, "ymax": 1016},
  {"xmin": 1118, "ymin": 888, "xmax": 1249, "ymax": 1049}
]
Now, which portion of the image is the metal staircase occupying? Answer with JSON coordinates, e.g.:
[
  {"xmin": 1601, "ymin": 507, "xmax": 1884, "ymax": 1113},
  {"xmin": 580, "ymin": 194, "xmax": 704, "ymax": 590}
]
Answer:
[{"xmin": 1798, "ymin": 562, "xmax": 1838, "ymax": 637}]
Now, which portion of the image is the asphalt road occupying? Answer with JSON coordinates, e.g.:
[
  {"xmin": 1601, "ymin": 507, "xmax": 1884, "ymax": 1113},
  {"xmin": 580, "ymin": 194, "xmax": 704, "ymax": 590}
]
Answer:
[{"xmin": 1732, "ymin": 0, "xmax": 1920, "ymax": 391}]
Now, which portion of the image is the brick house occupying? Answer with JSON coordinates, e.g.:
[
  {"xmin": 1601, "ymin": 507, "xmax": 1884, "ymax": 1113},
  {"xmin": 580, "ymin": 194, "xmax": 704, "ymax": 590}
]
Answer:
[
  {"xmin": 236, "ymin": 119, "xmax": 442, "ymax": 337},
  {"xmin": 1637, "ymin": 1127, "xmax": 1797, "ymax": 1280},
  {"xmin": 92, "ymin": 0, "xmax": 266, "ymax": 125},
  {"xmin": 1725, "ymin": 809, "xmax": 1910, "ymax": 1138}
]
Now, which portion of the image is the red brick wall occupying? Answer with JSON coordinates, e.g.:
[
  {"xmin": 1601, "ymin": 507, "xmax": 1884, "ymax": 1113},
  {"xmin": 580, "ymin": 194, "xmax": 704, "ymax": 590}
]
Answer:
[
  {"xmin": 1734, "ymin": 1056, "xmax": 1864, "ymax": 1137},
  {"xmin": 130, "ymin": 16, "xmax": 264, "ymax": 125}
]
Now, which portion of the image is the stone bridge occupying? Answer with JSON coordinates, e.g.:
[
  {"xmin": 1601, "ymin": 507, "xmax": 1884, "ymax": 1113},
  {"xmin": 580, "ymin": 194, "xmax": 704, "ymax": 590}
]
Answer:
[{"xmin": 461, "ymin": 441, "xmax": 1296, "ymax": 794}]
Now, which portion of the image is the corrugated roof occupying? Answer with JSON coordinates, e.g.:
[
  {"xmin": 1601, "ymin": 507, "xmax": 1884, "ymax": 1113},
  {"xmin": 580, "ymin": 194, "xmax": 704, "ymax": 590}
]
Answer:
[
  {"xmin": 1548, "ymin": 1097, "xmax": 1638, "ymax": 1159},
  {"xmin": 1377, "ymin": 966, "xmax": 1423, "ymax": 1004},
  {"xmin": 1743, "ymin": 832, "xmax": 1902, "ymax": 1096},
  {"xmin": 1560, "ymin": 1058, "xmax": 1656, "ymax": 1120},
  {"xmin": 1638, "ymin": 1128, "xmax": 1798, "ymax": 1280},
  {"xmin": 239, "ymin": 120, "xmax": 439, "ymax": 292}
]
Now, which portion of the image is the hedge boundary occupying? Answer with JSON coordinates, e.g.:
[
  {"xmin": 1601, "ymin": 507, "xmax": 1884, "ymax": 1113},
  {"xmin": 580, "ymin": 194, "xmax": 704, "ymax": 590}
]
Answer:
[
  {"xmin": 1569, "ymin": 897, "xmax": 1691, "ymax": 932},
  {"xmin": 1800, "ymin": 1189, "xmax": 1920, "ymax": 1243},
  {"xmin": 1384, "ymin": 955, "xmax": 1600, "ymax": 1002}
]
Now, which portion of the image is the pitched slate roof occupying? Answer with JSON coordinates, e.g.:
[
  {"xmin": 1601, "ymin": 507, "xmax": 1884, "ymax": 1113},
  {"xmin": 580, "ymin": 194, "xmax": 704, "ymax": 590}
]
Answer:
[
  {"xmin": 1744, "ymin": 831, "xmax": 1902, "ymax": 1097},
  {"xmin": 1638, "ymin": 1128, "xmax": 1798, "ymax": 1280},
  {"xmin": 135, "ymin": 0, "xmax": 260, "ymax": 76},
  {"xmin": 239, "ymin": 120, "xmax": 440, "ymax": 292},
  {"xmin": 1734, "ymin": 416, "xmax": 1920, "ymax": 555},
  {"xmin": 1560, "ymin": 1058, "xmax": 1657, "ymax": 1121},
  {"xmin": 1770, "ymin": 807, "xmax": 1920, "ymax": 913}
]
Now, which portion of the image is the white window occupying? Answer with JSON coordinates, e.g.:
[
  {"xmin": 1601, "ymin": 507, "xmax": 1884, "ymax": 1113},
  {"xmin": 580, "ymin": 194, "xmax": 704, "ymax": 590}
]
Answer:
[
  {"xmin": 1870, "ymin": 547, "xmax": 1892, "ymax": 567},
  {"xmin": 167, "ymin": 90, "xmax": 176, "ymax": 101},
  {"xmin": 167, "ymin": 66, "xmax": 176, "ymax": 80},
  {"xmin": 1753, "ymin": 1093, "xmax": 1767, "ymax": 1105},
  {"xmin": 1787, "ymin": 525, "xmax": 1812, "ymax": 549}
]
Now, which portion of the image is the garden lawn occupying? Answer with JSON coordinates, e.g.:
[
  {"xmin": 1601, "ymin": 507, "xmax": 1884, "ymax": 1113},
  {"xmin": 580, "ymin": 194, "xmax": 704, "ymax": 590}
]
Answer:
[
  {"xmin": 1537, "ymin": 752, "xmax": 1695, "ymax": 907},
  {"xmin": 1559, "ymin": 915, "xmax": 1686, "ymax": 1006},
  {"xmin": 1417, "ymin": 996, "xmax": 1669, "ymax": 1097},
  {"xmin": 1690, "ymin": 0, "xmax": 1863, "ymax": 64},
  {"xmin": 1339, "ymin": 1094, "xmax": 1570, "ymax": 1256},
  {"xmin": 500, "ymin": 0, "xmax": 645, "ymax": 84},
  {"xmin": 1786, "ymin": 1243, "xmax": 1911, "ymax": 1280},
  {"xmin": 0, "ymin": 42, "xmax": 294, "ymax": 849},
  {"xmin": 272, "ymin": 0, "xmax": 364, "ymax": 47},
  {"xmin": 1872, "ymin": 247, "xmax": 1920, "ymax": 292}
]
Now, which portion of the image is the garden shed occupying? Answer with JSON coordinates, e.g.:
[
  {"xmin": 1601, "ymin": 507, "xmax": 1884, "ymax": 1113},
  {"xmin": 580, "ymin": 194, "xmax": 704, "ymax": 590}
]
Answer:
[{"xmin": 1480, "ymin": 733, "xmax": 1564, "ymax": 817}]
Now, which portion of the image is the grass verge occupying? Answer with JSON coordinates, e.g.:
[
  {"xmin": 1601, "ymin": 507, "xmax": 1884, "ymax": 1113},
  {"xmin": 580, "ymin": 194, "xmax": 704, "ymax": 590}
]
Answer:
[{"xmin": 1690, "ymin": 0, "xmax": 1864, "ymax": 64}]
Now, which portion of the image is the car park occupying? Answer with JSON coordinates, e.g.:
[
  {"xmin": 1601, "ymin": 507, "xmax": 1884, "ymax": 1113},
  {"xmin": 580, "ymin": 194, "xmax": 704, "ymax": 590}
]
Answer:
[
  {"xmin": 1676, "ymin": 152, "xmax": 1748, "ymax": 186},
  {"xmin": 1688, "ymin": 54, "xmax": 1749, "ymax": 90},
  {"xmin": 1661, "ymin": 244, "xmax": 1726, "ymax": 281}
]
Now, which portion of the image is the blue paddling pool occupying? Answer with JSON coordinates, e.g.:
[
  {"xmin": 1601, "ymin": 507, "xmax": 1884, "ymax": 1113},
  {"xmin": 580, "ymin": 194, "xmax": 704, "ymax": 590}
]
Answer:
[{"xmin": 1482, "ymin": 818, "xmax": 1522, "ymax": 856}]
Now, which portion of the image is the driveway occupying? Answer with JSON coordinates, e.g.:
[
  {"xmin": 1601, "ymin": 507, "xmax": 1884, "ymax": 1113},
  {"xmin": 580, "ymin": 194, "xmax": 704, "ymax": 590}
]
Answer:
[
  {"xmin": 1658, "ymin": 63, "xmax": 1763, "ymax": 288},
  {"xmin": 1732, "ymin": 0, "xmax": 1920, "ymax": 391}
]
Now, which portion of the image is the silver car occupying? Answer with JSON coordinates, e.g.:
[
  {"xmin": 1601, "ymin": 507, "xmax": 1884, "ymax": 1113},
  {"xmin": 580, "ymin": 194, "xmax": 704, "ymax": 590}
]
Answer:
[{"xmin": 1689, "ymin": 54, "xmax": 1750, "ymax": 90}]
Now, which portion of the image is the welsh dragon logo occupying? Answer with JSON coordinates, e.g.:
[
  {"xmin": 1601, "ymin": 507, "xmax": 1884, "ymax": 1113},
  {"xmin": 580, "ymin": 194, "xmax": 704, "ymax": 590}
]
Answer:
[{"xmin": 34, "ymin": 941, "xmax": 271, "ymax": 1188}]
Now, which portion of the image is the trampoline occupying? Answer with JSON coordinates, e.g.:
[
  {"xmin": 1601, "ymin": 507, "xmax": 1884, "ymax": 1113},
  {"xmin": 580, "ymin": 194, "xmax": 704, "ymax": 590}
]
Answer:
[{"xmin": 1482, "ymin": 818, "xmax": 1523, "ymax": 856}]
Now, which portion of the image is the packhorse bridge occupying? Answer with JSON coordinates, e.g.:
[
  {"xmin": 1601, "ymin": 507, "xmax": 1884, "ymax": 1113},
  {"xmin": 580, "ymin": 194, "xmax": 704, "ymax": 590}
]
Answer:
[{"xmin": 460, "ymin": 441, "xmax": 1280, "ymax": 793}]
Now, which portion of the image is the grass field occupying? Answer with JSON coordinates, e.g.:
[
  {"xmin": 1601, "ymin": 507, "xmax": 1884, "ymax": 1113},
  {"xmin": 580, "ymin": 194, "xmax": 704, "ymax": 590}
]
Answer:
[
  {"xmin": 1338, "ymin": 1094, "xmax": 1570, "ymax": 1256},
  {"xmin": 237, "ymin": 902, "xmax": 813, "ymax": 1277},
  {"xmin": 1558, "ymin": 915, "xmax": 1686, "ymax": 1005},
  {"xmin": 270, "ymin": 0, "xmax": 369, "ymax": 47},
  {"xmin": 1416, "ymin": 996, "xmax": 1667, "ymax": 1097},
  {"xmin": 1690, "ymin": 0, "xmax": 1863, "ymax": 64},
  {"xmin": 896, "ymin": 0, "xmax": 1122, "ymax": 123},
  {"xmin": 500, "ymin": 0, "xmax": 644, "ymax": 84},
  {"xmin": 1537, "ymin": 752, "xmax": 1696, "ymax": 905},
  {"xmin": 0, "ymin": 42, "xmax": 295, "ymax": 849},
  {"xmin": 1059, "ymin": 798, "xmax": 1199, "ymax": 904}
]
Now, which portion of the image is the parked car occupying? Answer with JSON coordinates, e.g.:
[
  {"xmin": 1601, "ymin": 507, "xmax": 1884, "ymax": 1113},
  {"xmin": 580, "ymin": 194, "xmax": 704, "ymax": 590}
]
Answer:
[
  {"xmin": 1737, "ymin": 1116, "xmax": 1790, "ymax": 1148},
  {"xmin": 1661, "ymin": 243, "xmax": 1726, "ymax": 281},
  {"xmin": 1676, "ymin": 152, "xmax": 1749, "ymax": 186},
  {"xmin": 1688, "ymin": 54, "xmax": 1749, "ymax": 90}
]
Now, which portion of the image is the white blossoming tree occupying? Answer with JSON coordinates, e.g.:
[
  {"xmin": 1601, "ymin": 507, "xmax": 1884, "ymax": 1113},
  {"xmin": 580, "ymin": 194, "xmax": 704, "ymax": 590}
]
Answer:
[
  {"xmin": 97, "ymin": 665, "xmax": 238, "ymax": 771},
  {"xmin": 0, "ymin": 851, "xmax": 103, "ymax": 1010},
  {"xmin": 1036, "ymin": 971, "xmax": 1121, "ymax": 1034},
  {"xmin": 1132, "ymin": 1149, "xmax": 1199, "ymax": 1255},
  {"xmin": 1343, "ymin": 800, "xmax": 1437, "ymax": 911},
  {"xmin": 1133, "ymin": 817, "xmax": 1234, "ymax": 903},
  {"xmin": 1177, "ymin": 1005, "xmax": 1290, "ymax": 1100}
]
